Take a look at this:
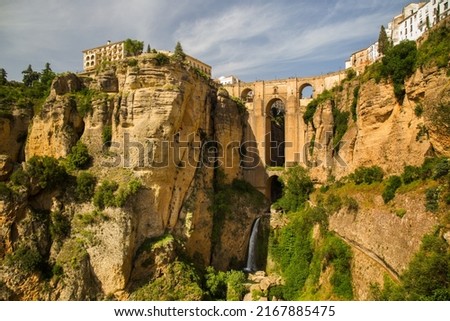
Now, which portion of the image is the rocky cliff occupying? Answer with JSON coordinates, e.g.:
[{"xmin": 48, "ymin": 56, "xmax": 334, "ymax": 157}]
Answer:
[
  {"xmin": 0, "ymin": 54, "xmax": 266, "ymax": 300},
  {"xmin": 307, "ymin": 66, "xmax": 449, "ymax": 183}
]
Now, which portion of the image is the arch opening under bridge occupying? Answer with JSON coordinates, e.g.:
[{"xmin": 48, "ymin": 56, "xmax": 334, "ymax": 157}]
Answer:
[{"xmin": 266, "ymin": 98, "xmax": 285, "ymax": 167}]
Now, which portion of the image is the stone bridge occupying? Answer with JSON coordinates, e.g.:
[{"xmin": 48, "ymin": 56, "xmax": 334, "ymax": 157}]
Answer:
[{"xmin": 223, "ymin": 70, "xmax": 347, "ymax": 200}]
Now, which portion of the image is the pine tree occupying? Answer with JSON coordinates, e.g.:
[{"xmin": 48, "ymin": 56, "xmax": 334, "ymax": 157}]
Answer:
[
  {"xmin": 378, "ymin": 25, "xmax": 391, "ymax": 56},
  {"xmin": 0, "ymin": 68, "xmax": 7, "ymax": 85},
  {"xmin": 40, "ymin": 63, "xmax": 55, "ymax": 88},
  {"xmin": 22, "ymin": 65, "xmax": 40, "ymax": 87},
  {"xmin": 174, "ymin": 41, "xmax": 186, "ymax": 61},
  {"xmin": 146, "ymin": 44, "xmax": 151, "ymax": 53}
]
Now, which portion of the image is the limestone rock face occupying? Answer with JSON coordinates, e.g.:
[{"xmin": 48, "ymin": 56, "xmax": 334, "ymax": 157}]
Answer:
[
  {"xmin": 51, "ymin": 73, "xmax": 82, "ymax": 96},
  {"xmin": 25, "ymin": 75, "xmax": 85, "ymax": 160},
  {"xmin": 0, "ymin": 108, "xmax": 32, "ymax": 163},
  {"xmin": 0, "ymin": 155, "xmax": 13, "ymax": 181},
  {"xmin": 214, "ymin": 93, "xmax": 244, "ymax": 183},
  {"xmin": 307, "ymin": 66, "xmax": 449, "ymax": 182},
  {"xmin": 329, "ymin": 191, "xmax": 437, "ymax": 300},
  {"xmin": 344, "ymin": 79, "xmax": 429, "ymax": 176},
  {"xmin": 406, "ymin": 67, "xmax": 450, "ymax": 156}
]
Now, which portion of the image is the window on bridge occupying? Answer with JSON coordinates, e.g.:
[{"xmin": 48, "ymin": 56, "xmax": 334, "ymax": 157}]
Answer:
[
  {"xmin": 268, "ymin": 99, "xmax": 285, "ymax": 167},
  {"xmin": 299, "ymin": 84, "xmax": 313, "ymax": 99}
]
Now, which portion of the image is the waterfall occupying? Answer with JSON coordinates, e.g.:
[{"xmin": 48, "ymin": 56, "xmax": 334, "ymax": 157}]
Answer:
[{"xmin": 244, "ymin": 217, "xmax": 261, "ymax": 272}]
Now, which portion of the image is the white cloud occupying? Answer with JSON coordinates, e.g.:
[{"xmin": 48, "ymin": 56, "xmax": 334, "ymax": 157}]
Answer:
[{"xmin": 0, "ymin": 0, "xmax": 413, "ymax": 81}]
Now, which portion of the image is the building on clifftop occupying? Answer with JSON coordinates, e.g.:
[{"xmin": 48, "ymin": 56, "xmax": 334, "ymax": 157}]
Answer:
[{"xmin": 82, "ymin": 40, "xmax": 125, "ymax": 71}]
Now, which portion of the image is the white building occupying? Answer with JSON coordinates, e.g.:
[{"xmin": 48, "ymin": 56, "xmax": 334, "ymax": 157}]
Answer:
[
  {"xmin": 218, "ymin": 75, "xmax": 239, "ymax": 85},
  {"xmin": 392, "ymin": 0, "xmax": 450, "ymax": 45},
  {"xmin": 82, "ymin": 41, "xmax": 125, "ymax": 71},
  {"xmin": 345, "ymin": 0, "xmax": 450, "ymax": 71}
]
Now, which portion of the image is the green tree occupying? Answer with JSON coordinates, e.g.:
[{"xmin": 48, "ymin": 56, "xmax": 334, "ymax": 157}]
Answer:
[
  {"xmin": 275, "ymin": 166, "xmax": 314, "ymax": 212},
  {"xmin": 174, "ymin": 41, "xmax": 186, "ymax": 61},
  {"xmin": 381, "ymin": 40, "xmax": 417, "ymax": 102},
  {"xmin": 0, "ymin": 68, "xmax": 7, "ymax": 85},
  {"xmin": 40, "ymin": 62, "xmax": 56, "ymax": 88},
  {"xmin": 22, "ymin": 65, "xmax": 40, "ymax": 87},
  {"xmin": 146, "ymin": 44, "xmax": 151, "ymax": 53},
  {"xmin": 205, "ymin": 266, "xmax": 227, "ymax": 300},
  {"xmin": 26, "ymin": 156, "xmax": 67, "ymax": 189},
  {"xmin": 124, "ymin": 39, "xmax": 144, "ymax": 57},
  {"xmin": 378, "ymin": 25, "xmax": 391, "ymax": 55},
  {"xmin": 226, "ymin": 270, "xmax": 246, "ymax": 301}
]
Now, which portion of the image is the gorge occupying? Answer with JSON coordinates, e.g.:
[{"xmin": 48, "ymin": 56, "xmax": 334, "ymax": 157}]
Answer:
[{"xmin": 0, "ymin": 21, "xmax": 450, "ymax": 301}]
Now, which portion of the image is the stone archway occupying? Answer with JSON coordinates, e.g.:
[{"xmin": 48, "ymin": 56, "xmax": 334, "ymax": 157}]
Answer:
[
  {"xmin": 267, "ymin": 175, "xmax": 283, "ymax": 203},
  {"xmin": 266, "ymin": 98, "xmax": 285, "ymax": 167},
  {"xmin": 299, "ymin": 83, "xmax": 314, "ymax": 99},
  {"xmin": 241, "ymin": 88, "xmax": 254, "ymax": 102}
]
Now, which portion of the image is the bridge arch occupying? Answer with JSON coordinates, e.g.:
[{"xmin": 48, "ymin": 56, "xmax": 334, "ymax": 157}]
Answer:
[
  {"xmin": 241, "ymin": 88, "xmax": 254, "ymax": 102},
  {"xmin": 266, "ymin": 98, "xmax": 286, "ymax": 167},
  {"xmin": 299, "ymin": 83, "xmax": 314, "ymax": 99},
  {"xmin": 267, "ymin": 175, "xmax": 283, "ymax": 203}
]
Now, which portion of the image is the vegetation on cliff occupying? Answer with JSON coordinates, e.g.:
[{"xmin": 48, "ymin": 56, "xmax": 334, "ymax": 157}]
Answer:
[
  {"xmin": 269, "ymin": 153, "xmax": 449, "ymax": 301},
  {"xmin": 0, "ymin": 63, "xmax": 55, "ymax": 116},
  {"xmin": 371, "ymin": 232, "xmax": 450, "ymax": 300}
]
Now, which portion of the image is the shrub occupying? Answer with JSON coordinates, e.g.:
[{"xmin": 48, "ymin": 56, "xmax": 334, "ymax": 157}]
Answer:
[
  {"xmin": 130, "ymin": 261, "xmax": 204, "ymax": 301},
  {"xmin": 303, "ymin": 90, "xmax": 334, "ymax": 124},
  {"xmin": 351, "ymin": 166, "xmax": 384, "ymax": 185},
  {"xmin": 325, "ymin": 193, "xmax": 343, "ymax": 213},
  {"xmin": 414, "ymin": 104, "xmax": 424, "ymax": 117},
  {"xmin": 402, "ymin": 165, "xmax": 421, "ymax": 184},
  {"xmin": 226, "ymin": 270, "xmax": 247, "ymax": 301},
  {"xmin": 10, "ymin": 168, "xmax": 29, "ymax": 187},
  {"xmin": 154, "ymin": 53, "xmax": 170, "ymax": 66},
  {"xmin": 345, "ymin": 68, "xmax": 357, "ymax": 80},
  {"xmin": 26, "ymin": 156, "xmax": 67, "ymax": 189},
  {"xmin": 115, "ymin": 179, "xmax": 142, "ymax": 207},
  {"xmin": 425, "ymin": 187, "xmax": 440, "ymax": 212},
  {"xmin": 205, "ymin": 266, "xmax": 227, "ymax": 300},
  {"xmin": 351, "ymin": 85, "xmax": 360, "ymax": 122},
  {"xmin": 344, "ymin": 196, "xmax": 359, "ymax": 212},
  {"xmin": 127, "ymin": 58, "xmax": 138, "ymax": 67},
  {"xmin": 72, "ymin": 88, "xmax": 93, "ymax": 117},
  {"xmin": 420, "ymin": 157, "xmax": 450, "ymax": 180},
  {"xmin": 67, "ymin": 141, "xmax": 91, "ymax": 169},
  {"xmin": 50, "ymin": 211, "xmax": 71, "ymax": 242},
  {"xmin": 432, "ymin": 158, "xmax": 450, "ymax": 180},
  {"xmin": 76, "ymin": 171, "xmax": 96, "ymax": 202},
  {"xmin": 93, "ymin": 180, "xmax": 118, "ymax": 209},
  {"xmin": 382, "ymin": 175, "xmax": 402, "ymax": 203},
  {"xmin": 0, "ymin": 182, "xmax": 11, "ymax": 200},
  {"xmin": 5, "ymin": 245, "xmax": 43, "ymax": 273},
  {"xmin": 332, "ymin": 106, "xmax": 350, "ymax": 147}
]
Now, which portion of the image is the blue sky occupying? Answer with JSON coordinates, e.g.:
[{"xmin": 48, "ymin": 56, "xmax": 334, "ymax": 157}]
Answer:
[{"xmin": 0, "ymin": 0, "xmax": 412, "ymax": 82}]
